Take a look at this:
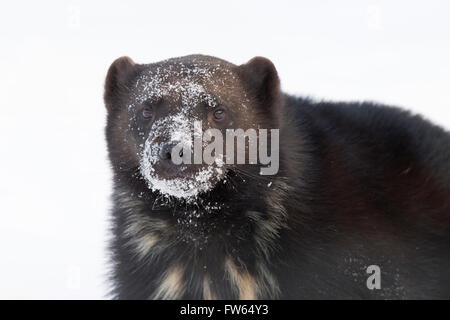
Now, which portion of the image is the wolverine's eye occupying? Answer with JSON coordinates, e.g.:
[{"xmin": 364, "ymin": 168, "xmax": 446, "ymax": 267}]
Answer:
[
  {"xmin": 142, "ymin": 108, "xmax": 153, "ymax": 120},
  {"xmin": 213, "ymin": 109, "xmax": 225, "ymax": 121}
]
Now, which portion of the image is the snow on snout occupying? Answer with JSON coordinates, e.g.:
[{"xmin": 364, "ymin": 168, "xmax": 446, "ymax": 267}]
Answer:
[{"xmin": 139, "ymin": 112, "xmax": 217, "ymax": 200}]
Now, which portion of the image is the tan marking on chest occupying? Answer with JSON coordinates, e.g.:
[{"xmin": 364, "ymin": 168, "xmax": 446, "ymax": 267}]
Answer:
[
  {"xmin": 124, "ymin": 213, "xmax": 170, "ymax": 258},
  {"xmin": 203, "ymin": 274, "xmax": 217, "ymax": 300},
  {"xmin": 152, "ymin": 264, "xmax": 185, "ymax": 299},
  {"xmin": 135, "ymin": 233, "xmax": 159, "ymax": 257},
  {"xmin": 225, "ymin": 258, "xmax": 258, "ymax": 300}
]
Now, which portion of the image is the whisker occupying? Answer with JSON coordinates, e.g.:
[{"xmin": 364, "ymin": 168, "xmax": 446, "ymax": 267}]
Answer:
[{"xmin": 233, "ymin": 166, "xmax": 274, "ymax": 182}]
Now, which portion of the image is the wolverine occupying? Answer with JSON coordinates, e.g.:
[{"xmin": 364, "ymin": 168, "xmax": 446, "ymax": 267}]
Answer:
[{"xmin": 104, "ymin": 54, "xmax": 450, "ymax": 299}]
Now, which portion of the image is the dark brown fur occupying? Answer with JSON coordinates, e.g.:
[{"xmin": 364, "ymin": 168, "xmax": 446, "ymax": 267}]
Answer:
[{"xmin": 105, "ymin": 55, "xmax": 450, "ymax": 299}]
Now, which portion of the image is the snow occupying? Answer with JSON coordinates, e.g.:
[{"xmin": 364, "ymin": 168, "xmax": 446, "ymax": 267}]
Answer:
[
  {"xmin": 139, "ymin": 114, "xmax": 218, "ymax": 200},
  {"xmin": 130, "ymin": 62, "xmax": 221, "ymax": 111}
]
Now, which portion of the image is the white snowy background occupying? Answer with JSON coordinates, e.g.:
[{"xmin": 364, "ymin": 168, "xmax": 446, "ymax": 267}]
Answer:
[{"xmin": 0, "ymin": 0, "xmax": 449, "ymax": 299}]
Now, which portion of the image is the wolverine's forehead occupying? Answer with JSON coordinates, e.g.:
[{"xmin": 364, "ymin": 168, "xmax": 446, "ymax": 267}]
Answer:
[{"xmin": 127, "ymin": 55, "xmax": 250, "ymax": 112}]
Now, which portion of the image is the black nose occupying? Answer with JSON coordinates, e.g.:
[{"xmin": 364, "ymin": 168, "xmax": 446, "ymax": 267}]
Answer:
[{"xmin": 159, "ymin": 142, "xmax": 183, "ymax": 163}]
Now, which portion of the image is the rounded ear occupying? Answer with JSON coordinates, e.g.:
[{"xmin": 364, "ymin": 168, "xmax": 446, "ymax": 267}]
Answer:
[
  {"xmin": 238, "ymin": 56, "xmax": 283, "ymax": 123},
  {"xmin": 104, "ymin": 56, "xmax": 136, "ymax": 112}
]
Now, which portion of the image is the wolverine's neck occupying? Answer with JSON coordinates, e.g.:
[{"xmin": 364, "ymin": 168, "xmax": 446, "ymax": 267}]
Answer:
[{"xmin": 111, "ymin": 176, "xmax": 292, "ymax": 299}]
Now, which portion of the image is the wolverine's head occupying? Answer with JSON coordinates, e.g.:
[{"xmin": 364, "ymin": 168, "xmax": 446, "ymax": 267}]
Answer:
[{"xmin": 104, "ymin": 55, "xmax": 282, "ymax": 202}]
